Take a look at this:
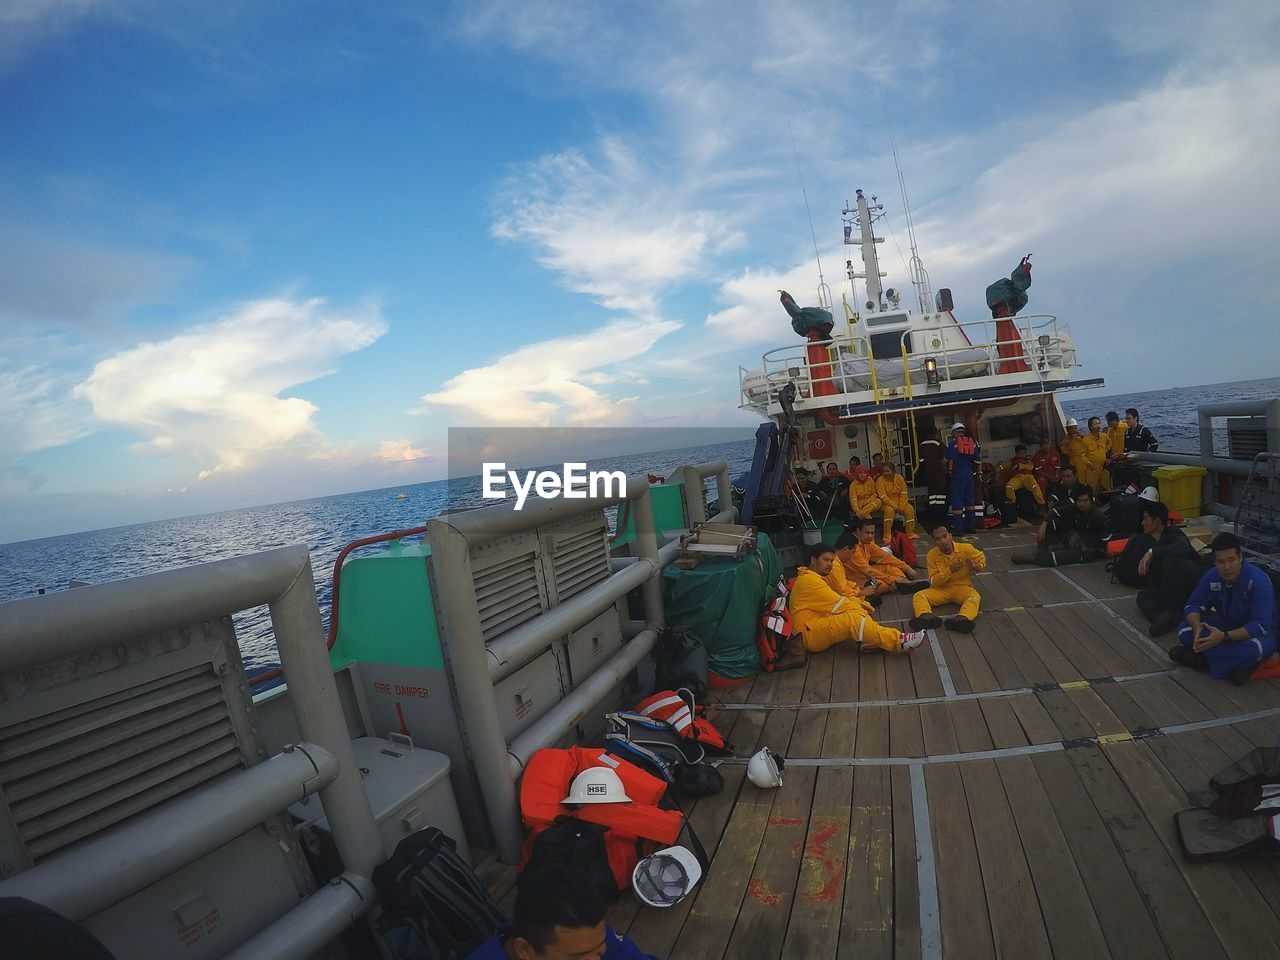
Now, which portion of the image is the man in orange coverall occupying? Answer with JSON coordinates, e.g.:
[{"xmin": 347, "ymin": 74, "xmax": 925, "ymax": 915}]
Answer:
[
  {"xmin": 838, "ymin": 523, "xmax": 925, "ymax": 596},
  {"xmin": 788, "ymin": 543, "xmax": 925, "ymax": 654}
]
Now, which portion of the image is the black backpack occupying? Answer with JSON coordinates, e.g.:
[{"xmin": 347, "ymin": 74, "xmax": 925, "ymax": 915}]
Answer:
[
  {"xmin": 653, "ymin": 627, "xmax": 708, "ymax": 700},
  {"xmin": 525, "ymin": 816, "xmax": 619, "ymax": 901},
  {"xmin": 372, "ymin": 828, "xmax": 506, "ymax": 960}
]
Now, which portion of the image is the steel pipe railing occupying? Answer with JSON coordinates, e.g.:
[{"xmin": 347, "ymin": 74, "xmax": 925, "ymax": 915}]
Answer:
[
  {"xmin": 0, "ymin": 743, "xmax": 337, "ymax": 920},
  {"xmin": 223, "ymin": 871, "xmax": 375, "ymax": 960}
]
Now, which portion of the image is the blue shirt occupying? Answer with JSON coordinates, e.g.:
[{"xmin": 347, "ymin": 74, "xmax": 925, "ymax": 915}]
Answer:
[
  {"xmin": 1184, "ymin": 560, "xmax": 1274, "ymax": 638},
  {"xmin": 467, "ymin": 924, "xmax": 658, "ymax": 960}
]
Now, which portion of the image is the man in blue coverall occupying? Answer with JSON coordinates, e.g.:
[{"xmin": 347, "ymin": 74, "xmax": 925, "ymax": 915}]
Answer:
[
  {"xmin": 1170, "ymin": 532, "xmax": 1276, "ymax": 685},
  {"xmin": 945, "ymin": 422, "xmax": 981, "ymax": 533},
  {"xmin": 468, "ymin": 863, "xmax": 658, "ymax": 960}
]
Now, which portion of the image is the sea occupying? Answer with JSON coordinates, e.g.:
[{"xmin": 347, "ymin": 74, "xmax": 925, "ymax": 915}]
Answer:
[{"xmin": 4, "ymin": 376, "xmax": 1277, "ymax": 673}]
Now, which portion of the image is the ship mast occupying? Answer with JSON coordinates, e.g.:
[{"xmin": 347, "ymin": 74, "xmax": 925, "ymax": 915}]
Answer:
[{"xmin": 843, "ymin": 189, "xmax": 886, "ymax": 313}]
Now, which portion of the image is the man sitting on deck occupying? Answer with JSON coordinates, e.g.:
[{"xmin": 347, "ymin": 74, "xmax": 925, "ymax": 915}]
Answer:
[
  {"xmin": 1013, "ymin": 486, "xmax": 1108, "ymax": 566},
  {"xmin": 910, "ymin": 522, "xmax": 986, "ymax": 633},
  {"xmin": 828, "ymin": 536, "xmax": 883, "ymax": 610},
  {"xmin": 1170, "ymin": 533, "xmax": 1276, "ymax": 685},
  {"xmin": 1130, "ymin": 499, "xmax": 1206, "ymax": 638},
  {"xmin": 874, "ymin": 460, "xmax": 917, "ymax": 543},
  {"xmin": 847, "ymin": 465, "xmax": 881, "ymax": 522},
  {"xmin": 1004, "ymin": 444, "xmax": 1045, "ymax": 514},
  {"xmin": 817, "ymin": 461, "xmax": 851, "ymax": 522},
  {"xmin": 838, "ymin": 524, "xmax": 923, "ymax": 596},
  {"xmin": 789, "ymin": 542, "xmax": 925, "ymax": 654}
]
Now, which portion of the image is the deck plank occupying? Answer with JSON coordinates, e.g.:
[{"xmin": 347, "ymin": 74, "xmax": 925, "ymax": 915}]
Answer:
[
  {"xmin": 925, "ymin": 763, "xmax": 995, "ymax": 957},
  {"xmin": 978, "ymin": 695, "xmax": 1029, "ymax": 749},
  {"xmin": 996, "ymin": 756, "xmax": 1112, "ymax": 959},
  {"xmin": 1005, "ymin": 607, "xmax": 1083, "ymax": 682},
  {"xmin": 961, "ymin": 759, "xmax": 1054, "ymax": 959},
  {"xmin": 1106, "ymin": 740, "xmax": 1280, "ymax": 958},
  {"xmin": 1031, "ymin": 750, "xmax": 1171, "ymax": 958},
  {"xmin": 890, "ymin": 764, "xmax": 922, "ymax": 960},
  {"xmin": 1068, "ymin": 745, "xmax": 1228, "ymax": 960}
]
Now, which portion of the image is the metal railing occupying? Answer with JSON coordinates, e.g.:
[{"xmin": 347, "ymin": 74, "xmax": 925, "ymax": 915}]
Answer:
[
  {"xmin": 740, "ymin": 314, "xmax": 1077, "ymax": 407},
  {"xmin": 427, "ymin": 461, "xmax": 733, "ymax": 863},
  {"xmin": 0, "ymin": 547, "xmax": 383, "ymax": 960}
]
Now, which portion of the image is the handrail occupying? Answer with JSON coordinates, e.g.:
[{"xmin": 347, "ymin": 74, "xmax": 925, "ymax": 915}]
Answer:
[
  {"xmin": 250, "ymin": 523, "xmax": 432, "ymax": 688},
  {"xmin": 742, "ymin": 313, "xmax": 1075, "ymax": 407}
]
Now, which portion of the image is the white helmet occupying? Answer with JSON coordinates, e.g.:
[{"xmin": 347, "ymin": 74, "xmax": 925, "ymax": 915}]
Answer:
[
  {"xmin": 746, "ymin": 747, "xmax": 784, "ymax": 788},
  {"xmin": 1065, "ymin": 417, "xmax": 1079, "ymax": 428},
  {"xmin": 1139, "ymin": 486, "xmax": 1160, "ymax": 502},
  {"xmin": 562, "ymin": 766, "xmax": 631, "ymax": 805},
  {"xmin": 951, "ymin": 422, "xmax": 966, "ymax": 432},
  {"xmin": 632, "ymin": 845, "xmax": 703, "ymax": 907}
]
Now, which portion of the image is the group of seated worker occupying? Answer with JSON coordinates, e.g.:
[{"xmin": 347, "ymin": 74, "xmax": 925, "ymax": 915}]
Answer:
[
  {"xmin": 846, "ymin": 462, "xmax": 918, "ymax": 544},
  {"xmin": 789, "ymin": 519, "xmax": 989, "ymax": 654},
  {"xmin": 1011, "ymin": 469, "xmax": 1109, "ymax": 567},
  {"xmin": 1168, "ymin": 532, "xmax": 1276, "ymax": 686}
]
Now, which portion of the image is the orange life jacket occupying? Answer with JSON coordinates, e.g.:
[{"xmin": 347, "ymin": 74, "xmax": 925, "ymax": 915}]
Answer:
[
  {"xmin": 519, "ymin": 747, "xmax": 683, "ymax": 889},
  {"xmin": 634, "ymin": 691, "xmax": 729, "ymax": 752},
  {"xmin": 758, "ymin": 575, "xmax": 795, "ymax": 672}
]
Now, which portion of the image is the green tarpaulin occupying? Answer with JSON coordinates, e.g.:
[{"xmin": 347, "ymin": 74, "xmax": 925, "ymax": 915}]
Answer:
[{"xmin": 661, "ymin": 533, "xmax": 782, "ymax": 679}]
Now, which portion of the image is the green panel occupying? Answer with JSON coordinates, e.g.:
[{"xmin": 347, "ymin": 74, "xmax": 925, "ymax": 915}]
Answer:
[
  {"xmin": 330, "ymin": 541, "xmax": 444, "ymax": 670},
  {"xmin": 613, "ymin": 483, "xmax": 689, "ymax": 546}
]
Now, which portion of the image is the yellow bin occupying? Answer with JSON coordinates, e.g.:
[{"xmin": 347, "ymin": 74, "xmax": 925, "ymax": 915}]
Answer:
[{"xmin": 1152, "ymin": 465, "xmax": 1206, "ymax": 519}]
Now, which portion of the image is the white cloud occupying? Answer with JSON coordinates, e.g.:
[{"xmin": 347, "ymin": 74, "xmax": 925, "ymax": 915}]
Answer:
[
  {"xmin": 417, "ymin": 317, "xmax": 679, "ymax": 426},
  {"xmin": 493, "ymin": 140, "xmax": 734, "ymax": 313},
  {"xmin": 74, "ymin": 296, "xmax": 387, "ymax": 474},
  {"xmin": 376, "ymin": 439, "xmax": 428, "ymax": 462}
]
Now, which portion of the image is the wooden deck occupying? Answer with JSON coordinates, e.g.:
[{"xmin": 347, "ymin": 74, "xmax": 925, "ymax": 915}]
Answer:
[{"xmin": 491, "ymin": 525, "xmax": 1280, "ymax": 959}]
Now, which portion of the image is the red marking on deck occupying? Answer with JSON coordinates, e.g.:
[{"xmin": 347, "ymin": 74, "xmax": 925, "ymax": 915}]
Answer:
[
  {"xmin": 769, "ymin": 816, "xmax": 804, "ymax": 827},
  {"xmin": 810, "ymin": 857, "xmax": 845, "ymax": 902},
  {"xmin": 795, "ymin": 818, "xmax": 840, "ymax": 858},
  {"xmin": 395, "ymin": 702, "xmax": 409, "ymax": 736},
  {"xmin": 794, "ymin": 818, "xmax": 846, "ymax": 903},
  {"xmin": 748, "ymin": 878, "xmax": 782, "ymax": 907}
]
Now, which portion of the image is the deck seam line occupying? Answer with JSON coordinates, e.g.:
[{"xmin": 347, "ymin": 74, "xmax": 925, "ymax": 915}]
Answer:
[
  {"xmin": 1050, "ymin": 568, "xmax": 1173, "ymax": 662},
  {"xmin": 878, "ymin": 595, "xmax": 1128, "ymax": 627},
  {"xmin": 927, "ymin": 628, "xmax": 958, "ymax": 698},
  {"xmin": 716, "ymin": 668, "xmax": 1172, "ymax": 710},
  {"xmin": 725, "ymin": 703, "xmax": 1280, "ymax": 766},
  {"xmin": 910, "ymin": 763, "xmax": 944, "ymax": 960}
]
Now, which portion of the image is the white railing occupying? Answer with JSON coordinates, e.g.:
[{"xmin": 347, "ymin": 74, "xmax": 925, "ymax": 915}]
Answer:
[{"xmin": 740, "ymin": 314, "xmax": 1078, "ymax": 408}]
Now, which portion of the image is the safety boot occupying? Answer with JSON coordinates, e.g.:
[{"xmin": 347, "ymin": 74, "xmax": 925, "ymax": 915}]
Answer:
[{"xmin": 773, "ymin": 633, "xmax": 808, "ymax": 671}]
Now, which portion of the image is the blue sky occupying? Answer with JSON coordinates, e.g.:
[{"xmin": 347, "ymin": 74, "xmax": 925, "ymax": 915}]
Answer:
[{"xmin": 3, "ymin": 0, "xmax": 1279, "ymax": 543}]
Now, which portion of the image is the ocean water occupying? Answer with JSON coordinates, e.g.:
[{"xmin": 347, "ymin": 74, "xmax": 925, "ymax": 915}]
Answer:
[
  {"xmin": 0, "ymin": 439, "xmax": 756, "ymax": 671},
  {"xmin": 4, "ymin": 377, "xmax": 1276, "ymax": 671}
]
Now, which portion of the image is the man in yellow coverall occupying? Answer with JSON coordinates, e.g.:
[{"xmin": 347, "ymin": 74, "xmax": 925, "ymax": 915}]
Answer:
[
  {"xmin": 789, "ymin": 543, "xmax": 925, "ymax": 654},
  {"xmin": 846, "ymin": 464, "xmax": 881, "ymax": 521},
  {"xmin": 1079, "ymin": 415, "xmax": 1110, "ymax": 493},
  {"xmin": 1059, "ymin": 418, "xmax": 1086, "ymax": 479},
  {"xmin": 826, "ymin": 538, "xmax": 881, "ymax": 611},
  {"xmin": 1003, "ymin": 444, "xmax": 1044, "ymax": 510},
  {"xmin": 909, "ymin": 522, "xmax": 986, "ymax": 633},
  {"xmin": 1102, "ymin": 410, "xmax": 1127, "ymax": 488},
  {"xmin": 874, "ymin": 460, "xmax": 917, "ymax": 543}
]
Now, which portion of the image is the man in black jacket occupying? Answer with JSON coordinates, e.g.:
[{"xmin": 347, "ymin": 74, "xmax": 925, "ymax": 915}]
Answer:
[
  {"xmin": 816, "ymin": 462, "xmax": 851, "ymax": 521},
  {"xmin": 1115, "ymin": 407, "xmax": 1159, "ymax": 490},
  {"xmin": 1132, "ymin": 500, "xmax": 1206, "ymax": 637},
  {"xmin": 1014, "ymin": 486, "xmax": 1109, "ymax": 566}
]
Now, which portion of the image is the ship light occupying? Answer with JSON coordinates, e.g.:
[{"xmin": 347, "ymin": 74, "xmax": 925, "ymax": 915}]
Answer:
[{"xmin": 923, "ymin": 356, "xmax": 940, "ymax": 385}]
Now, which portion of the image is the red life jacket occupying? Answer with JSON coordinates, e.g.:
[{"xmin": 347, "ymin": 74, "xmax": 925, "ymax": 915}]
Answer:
[
  {"xmin": 757, "ymin": 575, "xmax": 795, "ymax": 672},
  {"xmin": 634, "ymin": 690, "xmax": 729, "ymax": 752},
  {"xmin": 518, "ymin": 747, "xmax": 683, "ymax": 889}
]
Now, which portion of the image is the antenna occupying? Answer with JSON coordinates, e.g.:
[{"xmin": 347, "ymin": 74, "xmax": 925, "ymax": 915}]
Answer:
[
  {"xmin": 879, "ymin": 85, "xmax": 933, "ymax": 314},
  {"xmin": 789, "ymin": 123, "xmax": 830, "ymax": 310}
]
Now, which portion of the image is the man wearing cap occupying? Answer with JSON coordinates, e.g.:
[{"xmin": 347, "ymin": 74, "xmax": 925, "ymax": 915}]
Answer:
[
  {"xmin": 1060, "ymin": 418, "xmax": 1086, "ymax": 480},
  {"xmin": 945, "ymin": 422, "xmax": 981, "ymax": 533}
]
